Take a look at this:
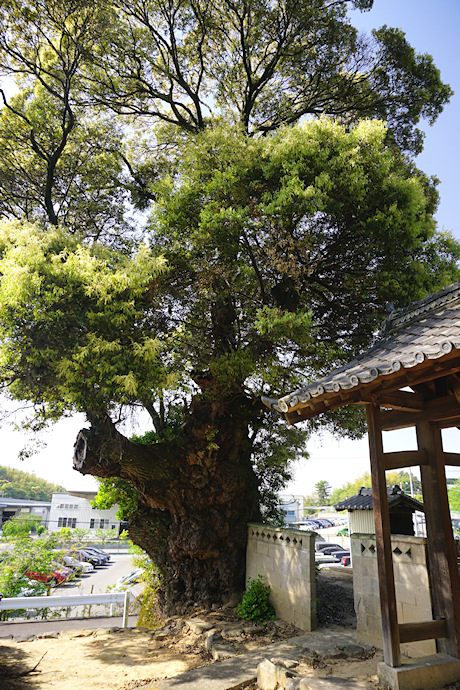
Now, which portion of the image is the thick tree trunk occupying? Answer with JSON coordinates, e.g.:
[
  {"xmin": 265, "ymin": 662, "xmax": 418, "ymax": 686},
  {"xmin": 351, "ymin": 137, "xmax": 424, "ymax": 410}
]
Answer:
[{"xmin": 73, "ymin": 395, "xmax": 261, "ymax": 614}]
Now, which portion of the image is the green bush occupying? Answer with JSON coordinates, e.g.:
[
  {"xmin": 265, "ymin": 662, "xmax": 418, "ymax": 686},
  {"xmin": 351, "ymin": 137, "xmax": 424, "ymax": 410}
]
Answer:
[
  {"xmin": 126, "ymin": 544, "xmax": 162, "ymax": 630},
  {"xmin": 2, "ymin": 514, "xmax": 42, "ymax": 538},
  {"xmin": 237, "ymin": 575, "xmax": 276, "ymax": 622}
]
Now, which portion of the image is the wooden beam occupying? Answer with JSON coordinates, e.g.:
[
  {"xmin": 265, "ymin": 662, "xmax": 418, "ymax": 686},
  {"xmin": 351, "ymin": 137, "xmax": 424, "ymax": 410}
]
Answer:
[
  {"xmin": 436, "ymin": 417, "xmax": 460, "ymax": 430},
  {"xmin": 398, "ymin": 619, "xmax": 448, "ymax": 644},
  {"xmin": 366, "ymin": 404, "xmax": 401, "ymax": 667},
  {"xmin": 381, "ymin": 395, "xmax": 460, "ymax": 431},
  {"xmin": 359, "ymin": 390, "xmax": 425, "ymax": 412},
  {"xmin": 443, "ymin": 453, "xmax": 460, "ymax": 466},
  {"xmin": 383, "ymin": 450, "xmax": 428, "ymax": 471},
  {"xmin": 417, "ymin": 421, "xmax": 460, "ymax": 657}
]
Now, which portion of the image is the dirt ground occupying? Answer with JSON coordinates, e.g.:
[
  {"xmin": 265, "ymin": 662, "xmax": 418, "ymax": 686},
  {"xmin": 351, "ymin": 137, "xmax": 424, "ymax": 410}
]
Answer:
[
  {"xmin": 0, "ymin": 569, "xmax": 397, "ymax": 690},
  {"xmin": 0, "ymin": 614, "xmax": 305, "ymax": 690}
]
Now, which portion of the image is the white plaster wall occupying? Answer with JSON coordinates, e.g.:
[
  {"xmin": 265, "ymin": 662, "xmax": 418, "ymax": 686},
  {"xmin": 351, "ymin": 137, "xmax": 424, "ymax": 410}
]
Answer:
[
  {"xmin": 246, "ymin": 523, "xmax": 316, "ymax": 631},
  {"xmin": 352, "ymin": 533, "xmax": 436, "ymax": 658}
]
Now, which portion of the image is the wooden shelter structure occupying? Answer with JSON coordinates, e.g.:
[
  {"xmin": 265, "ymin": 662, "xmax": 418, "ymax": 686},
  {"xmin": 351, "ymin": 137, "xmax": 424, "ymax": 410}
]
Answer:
[{"xmin": 262, "ymin": 281, "xmax": 460, "ymax": 668}]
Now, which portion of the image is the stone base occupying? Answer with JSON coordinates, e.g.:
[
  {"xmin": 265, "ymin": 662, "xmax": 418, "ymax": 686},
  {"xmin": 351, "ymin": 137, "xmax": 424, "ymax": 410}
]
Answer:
[{"xmin": 378, "ymin": 654, "xmax": 460, "ymax": 690}]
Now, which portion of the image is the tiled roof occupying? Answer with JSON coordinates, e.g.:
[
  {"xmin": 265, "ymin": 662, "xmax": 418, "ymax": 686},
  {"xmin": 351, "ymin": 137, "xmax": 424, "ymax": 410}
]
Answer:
[
  {"xmin": 262, "ymin": 281, "xmax": 460, "ymax": 414},
  {"xmin": 334, "ymin": 485, "xmax": 424, "ymax": 512}
]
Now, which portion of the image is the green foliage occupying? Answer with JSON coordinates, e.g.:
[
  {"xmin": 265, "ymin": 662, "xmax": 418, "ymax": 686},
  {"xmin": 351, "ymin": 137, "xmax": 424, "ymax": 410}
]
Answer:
[
  {"xmin": 0, "ymin": 222, "xmax": 168, "ymax": 422},
  {"xmin": 315, "ymin": 481, "xmax": 332, "ymax": 506},
  {"xmin": 393, "ymin": 471, "xmax": 422, "ymax": 496},
  {"xmin": 128, "ymin": 544, "xmax": 162, "ymax": 629},
  {"xmin": 93, "ymin": 477, "xmax": 138, "ymax": 520},
  {"xmin": 0, "ymin": 465, "xmax": 65, "ymax": 500},
  {"xmin": 330, "ymin": 473, "xmax": 372, "ymax": 506},
  {"xmin": 0, "ymin": 117, "xmax": 459, "ymax": 525},
  {"xmin": 0, "ymin": 533, "xmax": 63, "ymax": 611},
  {"xmin": 83, "ymin": 0, "xmax": 451, "ymax": 153},
  {"xmin": 448, "ymin": 481, "xmax": 460, "ymax": 513},
  {"xmin": 54, "ymin": 527, "xmax": 89, "ymax": 547},
  {"xmin": 237, "ymin": 575, "xmax": 276, "ymax": 622},
  {"xmin": 254, "ymin": 415, "xmax": 309, "ymax": 524},
  {"xmin": 0, "ymin": 0, "xmax": 129, "ymax": 241},
  {"xmin": 136, "ymin": 575, "xmax": 162, "ymax": 630},
  {"xmin": 2, "ymin": 514, "xmax": 42, "ymax": 538}
]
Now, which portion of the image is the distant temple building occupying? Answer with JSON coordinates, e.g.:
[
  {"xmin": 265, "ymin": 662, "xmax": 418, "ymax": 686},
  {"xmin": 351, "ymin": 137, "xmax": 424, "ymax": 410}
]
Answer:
[{"xmin": 334, "ymin": 485, "xmax": 424, "ymax": 536}]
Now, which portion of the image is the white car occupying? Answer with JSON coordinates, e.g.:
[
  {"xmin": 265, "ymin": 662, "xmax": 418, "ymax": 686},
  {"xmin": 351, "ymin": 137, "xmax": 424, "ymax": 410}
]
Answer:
[
  {"xmin": 64, "ymin": 555, "xmax": 94, "ymax": 573},
  {"xmin": 115, "ymin": 568, "xmax": 143, "ymax": 590}
]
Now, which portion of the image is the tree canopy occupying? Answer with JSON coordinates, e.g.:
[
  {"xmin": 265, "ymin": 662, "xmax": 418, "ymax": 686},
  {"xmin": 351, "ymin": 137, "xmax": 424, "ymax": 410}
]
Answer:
[
  {"xmin": 315, "ymin": 480, "xmax": 332, "ymax": 505},
  {"xmin": 1, "ymin": 119, "xmax": 457, "ymax": 438},
  {"xmin": 0, "ymin": 0, "xmax": 458, "ymax": 612},
  {"xmin": 0, "ymin": 0, "xmax": 453, "ymax": 237}
]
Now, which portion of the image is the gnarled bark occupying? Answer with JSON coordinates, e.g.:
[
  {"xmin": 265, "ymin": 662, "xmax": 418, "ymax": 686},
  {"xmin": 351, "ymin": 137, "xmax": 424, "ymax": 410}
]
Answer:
[{"xmin": 73, "ymin": 396, "xmax": 261, "ymax": 614}]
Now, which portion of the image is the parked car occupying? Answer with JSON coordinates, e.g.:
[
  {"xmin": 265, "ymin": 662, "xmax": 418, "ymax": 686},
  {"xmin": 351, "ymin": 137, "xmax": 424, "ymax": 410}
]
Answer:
[
  {"xmin": 115, "ymin": 568, "xmax": 143, "ymax": 590},
  {"xmin": 340, "ymin": 555, "xmax": 351, "ymax": 566},
  {"xmin": 336, "ymin": 526, "xmax": 349, "ymax": 536},
  {"xmin": 332, "ymin": 550, "xmax": 350, "ymax": 562},
  {"xmin": 315, "ymin": 552, "xmax": 337, "ymax": 563},
  {"xmin": 82, "ymin": 547, "xmax": 110, "ymax": 564},
  {"xmin": 314, "ymin": 519, "xmax": 333, "ymax": 528},
  {"xmin": 316, "ymin": 543, "xmax": 344, "ymax": 553},
  {"xmin": 314, "ymin": 542, "xmax": 330, "ymax": 552},
  {"xmin": 87, "ymin": 547, "xmax": 111, "ymax": 562},
  {"xmin": 80, "ymin": 549, "xmax": 105, "ymax": 566},
  {"xmin": 294, "ymin": 520, "xmax": 321, "ymax": 531},
  {"xmin": 62, "ymin": 555, "xmax": 94, "ymax": 574},
  {"xmin": 26, "ymin": 567, "xmax": 69, "ymax": 586},
  {"xmin": 69, "ymin": 549, "xmax": 103, "ymax": 567},
  {"xmin": 320, "ymin": 546, "xmax": 347, "ymax": 556}
]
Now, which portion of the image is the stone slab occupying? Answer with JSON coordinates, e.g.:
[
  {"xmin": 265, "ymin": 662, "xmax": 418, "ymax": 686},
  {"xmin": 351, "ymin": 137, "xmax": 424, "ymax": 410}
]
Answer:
[
  {"xmin": 145, "ymin": 630, "xmax": 356, "ymax": 690},
  {"xmin": 377, "ymin": 654, "xmax": 460, "ymax": 690},
  {"xmin": 298, "ymin": 679, "xmax": 370, "ymax": 689}
]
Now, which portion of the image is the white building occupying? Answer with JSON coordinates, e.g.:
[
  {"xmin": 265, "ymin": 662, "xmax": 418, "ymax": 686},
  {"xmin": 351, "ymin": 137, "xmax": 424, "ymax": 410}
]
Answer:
[
  {"xmin": 277, "ymin": 494, "xmax": 306, "ymax": 524},
  {"xmin": 0, "ymin": 497, "xmax": 51, "ymax": 528},
  {"xmin": 48, "ymin": 491, "xmax": 121, "ymax": 533}
]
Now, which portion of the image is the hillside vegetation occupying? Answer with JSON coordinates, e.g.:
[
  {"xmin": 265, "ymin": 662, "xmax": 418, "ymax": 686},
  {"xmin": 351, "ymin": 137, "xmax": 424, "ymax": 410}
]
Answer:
[{"xmin": 0, "ymin": 466, "xmax": 65, "ymax": 501}]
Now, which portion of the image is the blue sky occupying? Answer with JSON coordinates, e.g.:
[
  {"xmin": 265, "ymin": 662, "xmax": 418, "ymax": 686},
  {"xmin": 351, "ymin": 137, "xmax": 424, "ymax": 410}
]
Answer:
[
  {"xmin": 352, "ymin": 0, "xmax": 460, "ymax": 240},
  {"xmin": 2, "ymin": 0, "xmax": 460, "ymax": 493}
]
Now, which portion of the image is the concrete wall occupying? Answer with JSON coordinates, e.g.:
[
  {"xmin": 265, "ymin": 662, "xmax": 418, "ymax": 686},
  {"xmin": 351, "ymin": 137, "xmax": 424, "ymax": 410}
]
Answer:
[
  {"xmin": 352, "ymin": 533, "xmax": 435, "ymax": 658},
  {"xmin": 246, "ymin": 523, "xmax": 316, "ymax": 631}
]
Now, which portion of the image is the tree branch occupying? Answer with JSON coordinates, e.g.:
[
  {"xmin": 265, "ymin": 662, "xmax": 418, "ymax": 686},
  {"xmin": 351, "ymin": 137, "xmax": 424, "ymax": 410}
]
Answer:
[{"xmin": 73, "ymin": 416, "xmax": 176, "ymax": 507}]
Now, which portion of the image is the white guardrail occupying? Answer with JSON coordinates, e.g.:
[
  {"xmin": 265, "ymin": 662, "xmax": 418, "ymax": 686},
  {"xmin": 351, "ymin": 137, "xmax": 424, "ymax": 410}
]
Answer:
[{"xmin": 0, "ymin": 591, "xmax": 132, "ymax": 628}]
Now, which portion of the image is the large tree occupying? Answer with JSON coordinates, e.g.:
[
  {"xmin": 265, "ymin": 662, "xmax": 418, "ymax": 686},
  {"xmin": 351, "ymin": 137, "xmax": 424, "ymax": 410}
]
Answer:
[{"xmin": 0, "ymin": 0, "xmax": 459, "ymax": 613}]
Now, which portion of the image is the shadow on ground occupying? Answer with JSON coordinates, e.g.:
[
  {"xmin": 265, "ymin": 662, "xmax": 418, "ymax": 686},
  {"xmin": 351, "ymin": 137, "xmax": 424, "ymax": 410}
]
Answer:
[{"xmin": 0, "ymin": 642, "xmax": 43, "ymax": 689}]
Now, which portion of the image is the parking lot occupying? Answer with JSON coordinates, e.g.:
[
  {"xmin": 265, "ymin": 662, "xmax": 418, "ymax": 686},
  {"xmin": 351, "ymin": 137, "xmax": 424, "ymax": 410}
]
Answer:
[{"xmin": 50, "ymin": 553, "xmax": 137, "ymax": 597}]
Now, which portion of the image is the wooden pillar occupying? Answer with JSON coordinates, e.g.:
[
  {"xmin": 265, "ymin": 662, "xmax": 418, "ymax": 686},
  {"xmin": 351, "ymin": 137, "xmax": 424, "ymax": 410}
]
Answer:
[
  {"xmin": 366, "ymin": 404, "xmax": 401, "ymax": 667},
  {"xmin": 417, "ymin": 421, "xmax": 460, "ymax": 657}
]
